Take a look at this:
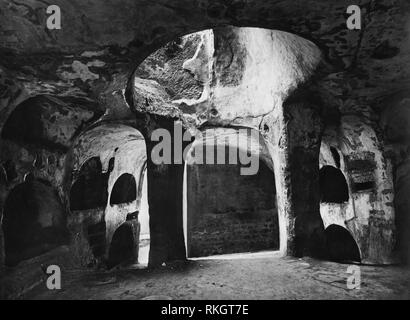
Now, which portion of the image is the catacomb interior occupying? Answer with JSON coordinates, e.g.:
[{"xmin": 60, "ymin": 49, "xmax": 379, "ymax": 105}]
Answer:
[{"xmin": 0, "ymin": 0, "xmax": 410, "ymax": 299}]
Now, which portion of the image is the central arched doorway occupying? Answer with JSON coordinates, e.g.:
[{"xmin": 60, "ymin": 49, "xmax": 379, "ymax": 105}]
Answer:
[{"xmin": 183, "ymin": 128, "xmax": 279, "ymax": 258}]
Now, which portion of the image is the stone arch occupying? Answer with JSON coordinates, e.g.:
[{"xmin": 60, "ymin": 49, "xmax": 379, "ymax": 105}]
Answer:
[
  {"xmin": 1, "ymin": 95, "xmax": 95, "ymax": 151},
  {"xmin": 110, "ymin": 173, "xmax": 137, "ymax": 206},
  {"xmin": 131, "ymin": 27, "xmax": 324, "ymax": 124},
  {"xmin": 132, "ymin": 26, "xmax": 326, "ymax": 264},
  {"xmin": 2, "ymin": 179, "xmax": 68, "ymax": 266}
]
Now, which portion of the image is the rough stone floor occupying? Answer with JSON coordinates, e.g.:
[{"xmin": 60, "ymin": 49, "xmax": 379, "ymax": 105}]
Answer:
[{"xmin": 23, "ymin": 252, "xmax": 410, "ymax": 300}]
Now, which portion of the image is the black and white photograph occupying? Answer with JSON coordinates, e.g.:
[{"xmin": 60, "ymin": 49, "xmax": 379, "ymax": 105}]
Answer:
[{"xmin": 0, "ymin": 0, "xmax": 409, "ymax": 306}]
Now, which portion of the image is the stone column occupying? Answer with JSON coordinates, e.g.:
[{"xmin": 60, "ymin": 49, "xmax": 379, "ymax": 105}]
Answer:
[
  {"xmin": 143, "ymin": 118, "xmax": 187, "ymax": 267},
  {"xmin": 261, "ymin": 108, "xmax": 294, "ymax": 256},
  {"xmin": 285, "ymin": 94, "xmax": 326, "ymax": 257},
  {"xmin": 263, "ymin": 89, "xmax": 326, "ymax": 258}
]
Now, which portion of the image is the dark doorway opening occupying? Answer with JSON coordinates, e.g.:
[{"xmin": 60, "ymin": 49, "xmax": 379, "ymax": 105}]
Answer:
[
  {"xmin": 325, "ymin": 225, "xmax": 361, "ymax": 263},
  {"xmin": 185, "ymin": 158, "xmax": 279, "ymax": 258},
  {"xmin": 107, "ymin": 221, "xmax": 139, "ymax": 268},
  {"xmin": 110, "ymin": 173, "xmax": 137, "ymax": 206},
  {"xmin": 319, "ymin": 166, "xmax": 349, "ymax": 203},
  {"xmin": 2, "ymin": 180, "xmax": 68, "ymax": 266},
  {"xmin": 70, "ymin": 157, "xmax": 109, "ymax": 211}
]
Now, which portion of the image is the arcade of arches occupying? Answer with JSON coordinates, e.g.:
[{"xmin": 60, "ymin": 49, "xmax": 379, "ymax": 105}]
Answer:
[{"xmin": 1, "ymin": 0, "xmax": 410, "ymax": 299}]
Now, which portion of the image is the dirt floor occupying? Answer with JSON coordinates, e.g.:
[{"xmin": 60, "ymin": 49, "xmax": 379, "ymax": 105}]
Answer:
[{"xmin": 23, "ymin": 251, "xmax": 410, "ymax": 300}]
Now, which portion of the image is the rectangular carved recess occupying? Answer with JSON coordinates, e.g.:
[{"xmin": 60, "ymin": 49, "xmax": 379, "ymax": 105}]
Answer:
[{"xmin": 345, "ymin": 152, "xmax": 376, "ymax": 193}]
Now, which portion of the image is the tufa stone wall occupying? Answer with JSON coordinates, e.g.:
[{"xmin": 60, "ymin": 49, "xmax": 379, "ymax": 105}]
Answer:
[
  {"xmin": 189, "ymin": 211, "xmax": 278, "ymax": 257},
  {"xmin": 186, "ymin": 161, "xmax": 279, "ymax": 257}
]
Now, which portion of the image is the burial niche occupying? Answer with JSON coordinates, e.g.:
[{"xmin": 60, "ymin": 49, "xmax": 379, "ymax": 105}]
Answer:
[
  {"xmin": 2, "ymin": 179, "xmax": 68, "ymax": 266},
  {"xmin": 110, "ymin": 173, "xmax": 137, "ymax": 206},
  {"xmin": 325, "ymin": 225, "xmax": 361, "ymax": 262},
  {"xmin": 70, "ymin": 157, "xmax": 109, "ymax": 211},
  {"xmin": 319, "ymin": 166, "xmax": 349, "ymax": 203},
  {"xmin": 107, "ymin": 220, "xmax": 140, "ymax": 268}
]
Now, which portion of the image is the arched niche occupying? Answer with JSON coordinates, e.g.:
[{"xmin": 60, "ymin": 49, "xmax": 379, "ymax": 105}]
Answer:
[
  {"xmin": 107, "ymin": 220, "xmax": 139, "ymax": 268},
  {"xmin": 70, "ymin": 157, "xmax": 109, "ymax": 211},
  {"xmin": 110, "ymin": 173, "xmax": 137, "ymax": 206},
  {"xmin": 1, "ymin": 95, "xmax": 94, "ymax": 150},
  {"xmin": 2, "ymin": 179, "xmax": 69, "ymax": 266},
  {"xmin": 319, "ymin": 166, "xmax": 349, "ymax": 204},
  {"xmin": 325, "ymin": 224, "xmax": 361, "ymax": 263}
]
